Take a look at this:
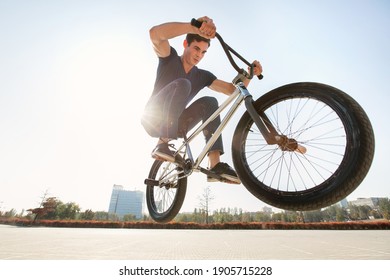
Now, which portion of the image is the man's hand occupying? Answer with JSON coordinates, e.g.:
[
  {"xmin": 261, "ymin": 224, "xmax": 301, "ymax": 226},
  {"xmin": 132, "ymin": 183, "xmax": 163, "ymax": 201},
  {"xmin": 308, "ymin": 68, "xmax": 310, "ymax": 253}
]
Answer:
[
  {"xmin": 243, "ymin": 60, "xmax": 263, "ymax": 87},
  {"xmin": 250, "ymin": 60, "xmax": 263, "ymax": 77},
  {"xmin": 196, "ymin": 16, "xmax": 216, "ymax": 39}
]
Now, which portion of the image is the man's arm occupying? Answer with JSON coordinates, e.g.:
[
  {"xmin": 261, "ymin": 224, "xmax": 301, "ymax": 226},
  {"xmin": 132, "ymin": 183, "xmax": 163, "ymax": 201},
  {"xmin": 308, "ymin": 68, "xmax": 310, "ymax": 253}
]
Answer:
[
  {"xmin": 209, "ymin": 79, "xmax": 236, "ymax": 95},
  {"xmin": 209, "ymin": 60, "xmax": 263, "ymax": 95},
  {"xmin": 149, "ymin": 22, "xmax": 196, "ymax": 58},
  {"xmin": 209, "ymin": 77, "xmax": 256, "ymax": 96},
  {"xmin": 149, "ymin": 17, "xmax": 216, "ymax": 58}
]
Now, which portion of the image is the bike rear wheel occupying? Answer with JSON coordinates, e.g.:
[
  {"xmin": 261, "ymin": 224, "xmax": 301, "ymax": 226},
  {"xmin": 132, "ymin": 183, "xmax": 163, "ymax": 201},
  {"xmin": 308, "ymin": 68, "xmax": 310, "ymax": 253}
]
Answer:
[
  {"xmin": 232, "ymin": 82, "xmax": 375, "ymax": 211},
  {"xmin": 145, "ymin": 160, "xmax": 187, "ymax": 223}
]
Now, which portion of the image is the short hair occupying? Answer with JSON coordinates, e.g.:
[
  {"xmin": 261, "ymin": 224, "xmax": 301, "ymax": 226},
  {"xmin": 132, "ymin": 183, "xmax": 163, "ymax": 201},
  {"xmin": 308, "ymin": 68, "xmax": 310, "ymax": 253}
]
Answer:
[{"xmin": 185, "ymin": 33, "xmax": 211, "ymax": 47}]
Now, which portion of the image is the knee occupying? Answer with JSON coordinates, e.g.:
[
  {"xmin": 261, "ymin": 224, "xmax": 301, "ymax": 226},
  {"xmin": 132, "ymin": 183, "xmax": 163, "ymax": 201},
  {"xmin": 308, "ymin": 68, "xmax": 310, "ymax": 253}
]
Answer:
[{"xmin": 202, "ymin": 96, "xmax": 219, "ymax": 110}]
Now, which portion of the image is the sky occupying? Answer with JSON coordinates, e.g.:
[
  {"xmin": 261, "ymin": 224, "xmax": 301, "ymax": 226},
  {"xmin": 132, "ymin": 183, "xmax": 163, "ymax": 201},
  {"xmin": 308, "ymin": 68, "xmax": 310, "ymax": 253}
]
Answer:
[{"xmin": 0, "ymin": 0, "xmax": 389, "ymax": 214}]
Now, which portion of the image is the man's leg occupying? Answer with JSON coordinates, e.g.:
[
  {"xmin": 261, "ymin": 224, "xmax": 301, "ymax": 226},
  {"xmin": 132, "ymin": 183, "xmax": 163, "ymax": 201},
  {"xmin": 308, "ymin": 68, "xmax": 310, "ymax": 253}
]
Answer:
[
  {"xmin": 142, "ymin": 78, "xmax": 192, "ymax": 139},
  {"xmin": 208, "ymin": 150, "xmax": 220, "ymax": 169},
  {"xmin": 143, "ymin": 78, "xmax": 192, "ymax": 162},
  {"xmin": 178, "ymin": 96, "xmax": 224, "ymax": 165},
  {"xmin": 178, "ymin": 97, "xmax": 240, "ymax": 184}
]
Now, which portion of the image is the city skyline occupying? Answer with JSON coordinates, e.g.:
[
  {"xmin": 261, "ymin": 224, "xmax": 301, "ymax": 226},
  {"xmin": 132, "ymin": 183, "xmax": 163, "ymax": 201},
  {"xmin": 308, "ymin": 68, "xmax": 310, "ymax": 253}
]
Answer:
[
  {"xmin": 2, "ymin": 184, "xmax": 387, "ymax": 216},
  {"xmin": 1, "ymin": 1, "xmax": 389, "ymax": 214}
]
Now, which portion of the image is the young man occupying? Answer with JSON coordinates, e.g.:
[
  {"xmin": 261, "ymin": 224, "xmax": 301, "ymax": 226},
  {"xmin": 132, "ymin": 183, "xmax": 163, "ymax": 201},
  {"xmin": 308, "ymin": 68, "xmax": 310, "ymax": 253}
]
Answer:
[{"xmin": 141, "ymin": 16, "xmax": 262, "ymax": 184}]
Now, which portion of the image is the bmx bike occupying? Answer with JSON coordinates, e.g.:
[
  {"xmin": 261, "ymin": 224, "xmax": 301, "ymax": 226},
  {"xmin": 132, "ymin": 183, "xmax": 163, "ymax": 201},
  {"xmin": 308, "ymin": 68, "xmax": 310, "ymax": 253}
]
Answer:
[{"xmin": 144, "ymin": 19, "xmax": 375, "ymax": 223}]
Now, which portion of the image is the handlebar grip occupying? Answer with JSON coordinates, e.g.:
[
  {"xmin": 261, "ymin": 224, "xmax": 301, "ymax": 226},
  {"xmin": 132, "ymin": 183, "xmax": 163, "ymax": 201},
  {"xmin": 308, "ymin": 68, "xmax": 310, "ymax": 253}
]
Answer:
[
  {"xmin": 191, "ymin": 18, "xmax": 202, "ymax": 28},
  {"xmin": 257, "ymin": 74, "xmax": 264, "ymax": 80}
]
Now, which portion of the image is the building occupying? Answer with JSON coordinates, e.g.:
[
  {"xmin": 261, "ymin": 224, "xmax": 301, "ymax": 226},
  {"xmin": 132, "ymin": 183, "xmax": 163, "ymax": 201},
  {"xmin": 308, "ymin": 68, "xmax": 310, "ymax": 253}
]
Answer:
[
  {"xmin": 349, "ymin": 197, "xmax": 384, "ymax": 209},
  {"xmin": 336, "ymin": 198, "xmax": 349, "ymax": 208},
  {"xmin": 108, "ymin": 185, "xmax": 144, "ymax": 219}
]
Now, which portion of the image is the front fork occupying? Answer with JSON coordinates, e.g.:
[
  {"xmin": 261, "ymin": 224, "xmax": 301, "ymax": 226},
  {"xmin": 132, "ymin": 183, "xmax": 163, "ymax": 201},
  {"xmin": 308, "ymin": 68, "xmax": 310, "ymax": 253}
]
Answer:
[
  {"xmin": 239, "ymin": 82, "xmax": 306, "ymax": 153},
  {"xmin": 237, "ymin": 81, "xmax": 279, "ymax": 145}
]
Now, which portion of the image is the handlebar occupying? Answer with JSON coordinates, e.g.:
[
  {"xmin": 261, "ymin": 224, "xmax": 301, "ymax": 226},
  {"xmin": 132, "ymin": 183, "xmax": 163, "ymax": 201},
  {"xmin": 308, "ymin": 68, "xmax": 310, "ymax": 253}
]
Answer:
[{"xmin": 191, "ymin": 18, "xmax": 263, "ymax": 81}]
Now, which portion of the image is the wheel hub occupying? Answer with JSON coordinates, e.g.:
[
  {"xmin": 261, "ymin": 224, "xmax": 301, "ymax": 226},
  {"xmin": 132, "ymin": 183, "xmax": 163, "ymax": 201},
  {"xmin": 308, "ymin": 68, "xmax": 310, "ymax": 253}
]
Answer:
[{"xmin": 276, "ymin": 135, "xmax": 298, "ymax": 151}]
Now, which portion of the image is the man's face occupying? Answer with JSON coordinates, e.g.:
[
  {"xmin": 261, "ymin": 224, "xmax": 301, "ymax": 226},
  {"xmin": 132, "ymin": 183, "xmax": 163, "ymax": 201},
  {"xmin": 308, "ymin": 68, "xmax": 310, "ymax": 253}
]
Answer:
[{"xmin": 183, "ymin": 40, "xmax": 209, "ymax": 66}]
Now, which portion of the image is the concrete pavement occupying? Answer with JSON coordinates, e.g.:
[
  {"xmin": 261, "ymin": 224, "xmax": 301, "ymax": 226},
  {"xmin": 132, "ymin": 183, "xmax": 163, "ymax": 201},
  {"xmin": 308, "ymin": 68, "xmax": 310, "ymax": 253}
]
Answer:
[{"xmin": 0, "ymin": 225, "xmax": 389, "ymax": 260}]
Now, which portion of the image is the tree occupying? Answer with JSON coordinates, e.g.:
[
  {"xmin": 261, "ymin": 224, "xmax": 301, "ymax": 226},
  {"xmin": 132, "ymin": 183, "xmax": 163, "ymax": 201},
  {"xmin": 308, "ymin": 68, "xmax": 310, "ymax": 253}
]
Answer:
[
  {"xmin": 335, "ymin": 207, "xmax": 347, "ymax": 221},
  {"xmin": 3, "ymin": 209, "xmax": 17, "ymax": 218},
  {"xmin": 190, "ymin": 208, "xmax": 204, "ymax": 223},
  {"xmin": 379, "ymin": 198, "xmax": 390, "ymax": 220},
  {"xmin": 284, "ymin": 211, "xmax": 299, "ymax": 222},
  {"xmin": 79, "ymin": 209, "xmax": 95, "ymax": 220},
  {"xmin": 241, "ymin": 212, "xmax": 254, "ymax": 222},
  {"xmin": 28, "ymin": 198, "xmax": 80, "ymax": 220},
  {"xmin": 174, "ymin": 212, "xmax": 193, "ymax": 222},
  {"xmin": 93, "ymin": 211, "xmax": 108, "ymax": 220},
  {"xmin": 303, "ymin": 210, "xmax": 323, "ymax": 222},
  {"xmin": 359, "ymin": 205, "xmax": 371, "ymax": 220},
  {"xmin": 123, "ymin": 214, "xmax": 137, "ymax": 221},
  {"xmin": 253, "ymin": 211, "xmax": 271, "ymax": 222},
  {"xmin": 198, "ymin": 186, "xmax": 215, "ymax": 224},
  {"xmin": 212, "ymin": 208, "xmax": 233, "ymax": 223},
  {"xmin": 56, "ymin": 202, "xmax": 80, "ymax": 220},
  {"xmin": 349, "ymin": 205, "xmax": 372, "ymax": 220},
  {"xmin": 271, "ymin": 212, "xmax": 283, "ymax": 222},
  {"xmin": 323, "ymin": 205, "xmax": 347, "ymax": 221},
  {"xmin": 28, "ymin": 197, "xmax": 58, "ymax": 221}
]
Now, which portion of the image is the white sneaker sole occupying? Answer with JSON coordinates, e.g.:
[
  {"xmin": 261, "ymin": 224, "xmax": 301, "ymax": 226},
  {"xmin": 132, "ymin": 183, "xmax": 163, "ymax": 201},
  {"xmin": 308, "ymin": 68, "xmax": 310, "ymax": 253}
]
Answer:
[
  {"xmin": 207, "ymin": 175, "xmax": 241, "ymax": 184},
  {"xmin": 221, "ymin": 174, "xmax": 241, "ymax": 184}
]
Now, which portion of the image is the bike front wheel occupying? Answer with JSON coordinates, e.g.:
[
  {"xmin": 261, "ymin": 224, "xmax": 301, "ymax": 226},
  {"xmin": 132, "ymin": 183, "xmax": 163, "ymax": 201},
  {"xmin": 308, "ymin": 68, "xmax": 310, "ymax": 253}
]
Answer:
[
  {"xmin": 232, "ymin": 82, "xmax": 375, "ymax": 211},
  {"xmin": 145, "ymin": 160, "xmax": 187, "ymax": 223}
]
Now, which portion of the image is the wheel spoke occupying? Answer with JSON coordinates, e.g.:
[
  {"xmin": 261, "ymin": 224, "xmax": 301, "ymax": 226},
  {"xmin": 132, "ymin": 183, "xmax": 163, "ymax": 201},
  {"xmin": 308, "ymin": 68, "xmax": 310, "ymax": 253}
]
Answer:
[
  {"xmin": 233, "ymin": 83, "xmax": 374, "ymax": 211},
  {"xmin": 243, "ymin": 97, "xmax": 346, "ymax": 192},
  {"xmin": 153, "ymin": 163, "xmax": 178, "ymax": 213},
  {"xmin": 146, "ymin": 159, "xmax": 187, "ymax": 222}
]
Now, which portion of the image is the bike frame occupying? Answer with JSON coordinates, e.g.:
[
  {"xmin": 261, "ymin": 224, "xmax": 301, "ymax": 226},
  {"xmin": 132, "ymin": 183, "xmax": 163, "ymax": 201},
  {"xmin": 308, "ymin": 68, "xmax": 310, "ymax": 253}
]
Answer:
[
  {"xmin": 164, "ymin": 76, "xmax": 279, "ymax": 184},
  {"xmin": 177, "ymin": 80, "xmax": 246, "ymax": 170}
]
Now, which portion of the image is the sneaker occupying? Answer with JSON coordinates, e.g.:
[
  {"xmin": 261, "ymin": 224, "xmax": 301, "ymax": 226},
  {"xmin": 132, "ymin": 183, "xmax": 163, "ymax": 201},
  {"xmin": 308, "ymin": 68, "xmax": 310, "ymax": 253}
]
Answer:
[
  {"xmin": 207, "ymin": 162, "xmax": 241, "ymax": 184},
  {"xmin": 151, "ymin": 143, "xmax": 175, "ymax": 162}
]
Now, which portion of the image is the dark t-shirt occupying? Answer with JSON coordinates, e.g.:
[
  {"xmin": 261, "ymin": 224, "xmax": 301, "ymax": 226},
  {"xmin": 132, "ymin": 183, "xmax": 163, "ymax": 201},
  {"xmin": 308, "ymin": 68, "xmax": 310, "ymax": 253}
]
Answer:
[{"xmin": 152, "ymin": 47, "xmax": 217, "ymax": 102}]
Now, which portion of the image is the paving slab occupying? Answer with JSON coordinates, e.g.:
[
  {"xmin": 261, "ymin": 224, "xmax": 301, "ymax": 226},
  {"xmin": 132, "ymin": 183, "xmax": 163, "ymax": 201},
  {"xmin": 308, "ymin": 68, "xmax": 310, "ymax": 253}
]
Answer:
[{"xmin": 0, "ymin": 225, "xmax": 389, "ymax": 260}]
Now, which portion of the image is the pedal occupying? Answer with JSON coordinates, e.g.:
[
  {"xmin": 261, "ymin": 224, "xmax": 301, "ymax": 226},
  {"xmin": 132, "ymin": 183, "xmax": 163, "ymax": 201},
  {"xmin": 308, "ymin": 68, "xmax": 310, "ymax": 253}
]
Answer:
[
  {"xmin": 144, "ymin": 178, "xmax": 160, "ymax": 186},
  {"xmin": 200, "ymin": 167, "xmax": 224, "ymax": 181},
  {"xmin": 200, "ymin": 167, "xmax": 241, "ymax": 185}
]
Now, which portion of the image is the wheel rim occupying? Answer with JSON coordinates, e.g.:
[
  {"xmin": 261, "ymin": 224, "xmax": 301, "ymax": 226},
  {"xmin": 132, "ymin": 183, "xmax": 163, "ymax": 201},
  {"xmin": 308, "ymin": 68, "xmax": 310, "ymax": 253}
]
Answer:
[
  {"xmin": 148, "ymin": 162, "xmax": 180, "ymax": 215},
  {"xmin": 243, "ymin": 96, "xmax": 347, "ymax": 193}
]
